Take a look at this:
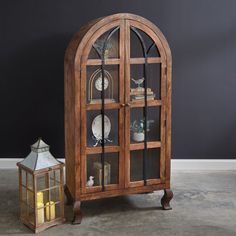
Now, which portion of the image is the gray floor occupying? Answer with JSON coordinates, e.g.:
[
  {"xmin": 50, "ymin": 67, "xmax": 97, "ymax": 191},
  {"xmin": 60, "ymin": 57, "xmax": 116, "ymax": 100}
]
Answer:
[{"xmin": 0, "ymin": 170, "xmax": 236, "ymax": 236}]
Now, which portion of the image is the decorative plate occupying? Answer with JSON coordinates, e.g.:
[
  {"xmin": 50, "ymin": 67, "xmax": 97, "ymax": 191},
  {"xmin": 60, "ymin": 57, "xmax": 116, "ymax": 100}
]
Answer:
[{"xmin": 92, "ymin": 115, "xmax": 111, "ymax": 140}]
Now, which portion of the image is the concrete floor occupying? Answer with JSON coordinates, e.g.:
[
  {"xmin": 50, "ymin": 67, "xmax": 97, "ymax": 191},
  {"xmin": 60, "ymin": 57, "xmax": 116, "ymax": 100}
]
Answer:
[{"xmin": 0, "ymin": 170, "xmax": 236, "ymax": 236}]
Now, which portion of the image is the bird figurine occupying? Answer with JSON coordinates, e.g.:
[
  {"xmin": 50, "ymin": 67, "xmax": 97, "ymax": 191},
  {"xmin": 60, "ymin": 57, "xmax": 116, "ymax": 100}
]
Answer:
[
  {"xmin": 86, "ymin": 176, "xmax": 94, "ymax": 187},
  {"xmin": 131, "ymin": 77, "xmax": 145, "ymax": 88}
]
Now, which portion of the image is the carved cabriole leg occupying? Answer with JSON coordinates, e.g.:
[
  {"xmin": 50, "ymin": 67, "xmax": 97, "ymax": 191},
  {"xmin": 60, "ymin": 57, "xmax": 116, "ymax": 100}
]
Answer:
[
  {"xmin": 72, "ymin": 201, "xmax": 82, "ymax": 224},
  {"xmin": 64, "ymin": 185, "xmax": 73, "ymax": 205},
  {"xmin": 161, "ymin": 189, "xmax": 173, "ymax": 210}
]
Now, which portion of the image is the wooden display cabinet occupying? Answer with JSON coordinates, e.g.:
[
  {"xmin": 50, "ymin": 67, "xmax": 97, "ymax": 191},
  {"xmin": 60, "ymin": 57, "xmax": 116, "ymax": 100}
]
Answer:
[{"xmin": 64, "ymin": 13, "xmax": 173, "ymax": 224}]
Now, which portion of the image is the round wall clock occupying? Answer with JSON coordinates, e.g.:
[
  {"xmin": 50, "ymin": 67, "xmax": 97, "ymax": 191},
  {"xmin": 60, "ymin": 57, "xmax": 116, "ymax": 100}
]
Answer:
[
  {"xmin": 95, "ymin": 75, "xmax": 109, "ymax": 91},
  {"xmin": 88, "ymin": 69, "xmax": 114, "ymax": 103}
]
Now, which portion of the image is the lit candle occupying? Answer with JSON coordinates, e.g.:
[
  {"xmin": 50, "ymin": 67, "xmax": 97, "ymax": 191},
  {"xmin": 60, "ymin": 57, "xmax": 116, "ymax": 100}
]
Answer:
[
  {"xmin": 37, "ymin": 202, "xmax": 44, "ymax": 224},
  {"xmin": 46, "ymin": 201, "xmax": 55, "ymax": 221}
]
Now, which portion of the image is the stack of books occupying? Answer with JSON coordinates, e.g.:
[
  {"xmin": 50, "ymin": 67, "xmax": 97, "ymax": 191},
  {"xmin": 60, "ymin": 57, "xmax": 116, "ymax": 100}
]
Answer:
[
  {"xmin": 93, "ymin": 161, "xmax": 111, "ymax": 186},
  {"xmin": 130, "ymin": 87, "xmax": 155, "ymax": 101}
]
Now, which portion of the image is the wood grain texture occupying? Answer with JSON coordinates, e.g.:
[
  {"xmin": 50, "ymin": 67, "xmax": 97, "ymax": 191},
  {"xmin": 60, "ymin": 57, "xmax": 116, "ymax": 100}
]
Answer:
[{"xmin": 64, "ymin": 13, "xmax": 172, "ymax": 209}]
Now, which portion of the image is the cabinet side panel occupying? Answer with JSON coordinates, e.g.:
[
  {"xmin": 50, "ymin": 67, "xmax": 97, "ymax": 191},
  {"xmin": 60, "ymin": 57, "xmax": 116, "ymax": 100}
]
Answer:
[
  {"xmin": 165, "ymin": 63, "xmax": 172, "ymax": 188},
  {"xmin": 64, "ymin": 52, "xmax": 76, "ymax": 199}
]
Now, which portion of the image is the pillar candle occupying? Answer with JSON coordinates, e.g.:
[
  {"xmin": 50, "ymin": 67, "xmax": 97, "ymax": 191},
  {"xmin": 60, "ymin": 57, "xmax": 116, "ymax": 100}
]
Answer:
[
  {"xmin": 46, "ymin": 201, "xmax": 55, "ymax": 221},
  {"xmin": 37, "ymin": 202, "xmax": 44, "ymax": 225},
  {"xmin": 37, "ymin": 191, "xmax": 44, "ymax": 204}
]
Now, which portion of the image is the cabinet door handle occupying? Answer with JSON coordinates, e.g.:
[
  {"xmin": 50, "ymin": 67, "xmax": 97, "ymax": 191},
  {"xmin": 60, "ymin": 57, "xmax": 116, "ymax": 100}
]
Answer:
[
  {"xmin": 126, "ymin": 103, "xmax": 130, "ymax": 107},
  {"xmin": 121, "ymin": 103, "xmax": 126, "ymax": 107}
]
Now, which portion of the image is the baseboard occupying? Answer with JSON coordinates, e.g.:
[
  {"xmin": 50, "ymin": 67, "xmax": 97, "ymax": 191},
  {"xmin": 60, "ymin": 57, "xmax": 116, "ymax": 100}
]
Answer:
[
  {"xmin": 1, "ymin": 158, "xmax": 236, "ymax": 170},
  {"xmin": 171, "ymin": 159, "xmax": 236, "ymax": 171}
]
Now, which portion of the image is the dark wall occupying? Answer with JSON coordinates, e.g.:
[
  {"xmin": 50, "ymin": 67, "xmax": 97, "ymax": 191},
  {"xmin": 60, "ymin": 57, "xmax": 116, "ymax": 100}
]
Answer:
[{"xmin": 1, "ymin": 0, "xmax": 236, "ymax": 159}]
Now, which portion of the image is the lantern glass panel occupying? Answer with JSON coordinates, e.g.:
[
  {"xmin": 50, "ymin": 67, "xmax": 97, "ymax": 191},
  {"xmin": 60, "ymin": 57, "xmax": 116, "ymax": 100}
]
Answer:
[
  {"xmin": 55, "ymin": 169, "xmax": 61, "ymax": 182},
  {"xmin": 28, "ymin": 207, "xmax": 35, "ymax": 226},
  {"xmin": 27, "ymin": 172, "xmax": 33, "ymax": 190},
  {"xmin": 42, "ymin": 190, "xmax": 50, "ymax": 205},
  {"xmin": 55, "ymin": 203, "xmax": 61, "ymax": 218},
  {"xmin": 27, "ymin": 189, "xmax": 34, "ymax": 208},
  {"xmin": 21, "ymin": 186, "xmax": 27, "ymax": 203},
  {"xmin": 49, "ymin": 169, "xmax": 61, "ymax": 187},
  {"xmin": 21, "ymin": 169, "xmax": 26, "ymax": 186},
  {"xmin": 20, "ymin": 202, "xmax": 27, "ymax": 218},
  {"xmin": 50, "ymin": 187, "xmax": 60, "ymax": 203},
  {"xmin": 37, "ymin": 174, "xmax": 48, "ymax": 191}
]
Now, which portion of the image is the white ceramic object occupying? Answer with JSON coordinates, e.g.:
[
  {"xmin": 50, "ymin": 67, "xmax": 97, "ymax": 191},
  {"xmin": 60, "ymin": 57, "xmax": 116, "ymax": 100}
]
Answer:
[
  {"xmin": 132, "ymin": 132, "xmax": 145, "ymax": 142},
  {"xmin": 86, "ymin": 176, "xmax": 94, "ymax": 187},
  {"xmin": 92, "ymin": 114, "xmax": 111, "ymax": 140}
]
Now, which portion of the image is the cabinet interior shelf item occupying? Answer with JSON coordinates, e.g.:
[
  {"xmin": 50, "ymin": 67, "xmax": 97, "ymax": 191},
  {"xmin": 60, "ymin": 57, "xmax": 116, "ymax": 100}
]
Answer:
[{"xmin": 64, "ymin": 13, "xmax": 173, "ymax": 224}]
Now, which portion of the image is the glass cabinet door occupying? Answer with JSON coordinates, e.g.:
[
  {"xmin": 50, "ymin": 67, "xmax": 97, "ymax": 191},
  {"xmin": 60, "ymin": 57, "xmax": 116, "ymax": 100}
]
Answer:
[
  {"xmin": 125, "ymin": 22, "xmax": 166, "ymax": 188},
  {"xmin": 81, "ymin": 24, "xmax": 125, "ymax": 193},
  {"xmin": 80, "ymin": 20, "xmax": 167, "ymax": 193}
]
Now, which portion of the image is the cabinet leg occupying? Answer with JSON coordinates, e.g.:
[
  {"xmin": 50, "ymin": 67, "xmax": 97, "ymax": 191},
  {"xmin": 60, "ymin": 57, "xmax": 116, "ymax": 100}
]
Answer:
[
  {"xmin": 72, "ymin": 201, "xmax": 82, "ymax": 224},
  {"xmin": 64, "ymin": 185, "xmax": 73, "ymax": 205},
  {"xmin": 161, "ymin": 189, "xmax": 173, "ymax": 210}
]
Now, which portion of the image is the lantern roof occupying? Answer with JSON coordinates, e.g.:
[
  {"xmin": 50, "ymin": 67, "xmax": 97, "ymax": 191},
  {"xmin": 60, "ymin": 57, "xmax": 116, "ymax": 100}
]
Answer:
[{"xmin": 19, "ymin": 138, "xmax": 61, "ymax": 171}]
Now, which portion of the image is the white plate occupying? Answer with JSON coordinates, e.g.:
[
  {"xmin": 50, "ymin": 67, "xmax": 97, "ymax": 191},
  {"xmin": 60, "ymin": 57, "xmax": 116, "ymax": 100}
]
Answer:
[{"xmin": 92, "ymin": 115, "xmax": 111, "ymax": 140}]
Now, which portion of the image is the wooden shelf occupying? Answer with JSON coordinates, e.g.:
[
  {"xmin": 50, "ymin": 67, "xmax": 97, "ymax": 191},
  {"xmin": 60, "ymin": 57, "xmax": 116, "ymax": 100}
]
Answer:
[
  {"xmin": 86, "ymin": 142, "xmax": 161, "ymax": 154},
  {"xmin": 128, "ymin": 179, "xmax": 161, "ymax": 188},
  {"xmin": 87, "ymin": 58, "xmax": 120, "ymax": 65},
  {"xmin": 86, "ymin": 57, "xmax": 161, "ymax": 66},
  {"xmin": 130, "ymin": 141, "xmax": 161, "ymax": 150},
  {"xmin": 130, "ymin": 57, "xmax": 162, "ymax": 64},
  {"xmin": 85, "ymin": 184, "xmax": 119, "ymax": 193},
  {"xmin": 87, "ymin": 102, "xmax": 120, "ymax": 110},
  {"xmin": 86, "ymin": 146, "xmax": 120, "ymax": 154},
  {"xmin": 87, "ymin": 100, "xmax": 162, "ymax": 110},
  {"xmin": 130, "ymin": 99, "xmax": 162, "ymax": 108}
]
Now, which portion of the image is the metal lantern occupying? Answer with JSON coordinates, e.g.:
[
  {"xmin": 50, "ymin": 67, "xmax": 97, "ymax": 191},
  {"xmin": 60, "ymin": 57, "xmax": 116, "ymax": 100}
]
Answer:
[{"xmin": 17, "ymin": 138, "xmax": 65, "ymax": 233}]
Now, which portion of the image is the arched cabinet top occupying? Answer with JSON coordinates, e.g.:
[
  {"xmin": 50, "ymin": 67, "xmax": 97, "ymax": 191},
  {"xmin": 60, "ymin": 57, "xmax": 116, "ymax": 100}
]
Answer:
[{"xmin": 65, "ymin": 13, "xmax": 172, "ymax": 71}]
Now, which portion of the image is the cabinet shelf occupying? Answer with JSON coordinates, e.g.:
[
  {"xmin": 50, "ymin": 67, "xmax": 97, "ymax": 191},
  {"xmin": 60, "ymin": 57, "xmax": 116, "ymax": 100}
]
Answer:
[
  {"xmin": 129, "ymin": 179, "xmax": 162, "ymax": 188},
  {"xmin": 130, "ymin": 57, "xmax": 162, "ymax": 64},
  {"xmin": 85, "ymin": 142, "xmax": 161, "ymax": 154},
  {"xmin": 130, "ymin": 99, "xmax": 162, "ymax": 108},
  {"xmin": 86, "ymin": 146, "xmax": 120, "ymax": 154},
  {"xmin": 86, "ymin": 100, "xmax": 162, "ymax": 111},
  {"xmin": 87, "ymin": 58, "xmax": 120, "ymax": 65},
  {"xmin": 85, "ymin": 184, "xmax": 119, "ymax": 193},
  {"xmin": 86, "ymin": 102, "xmax": 120, "ymax": 110},
  {"xmin": 130, "ymin": 141, "xmax": 161, "ymax": 151}
]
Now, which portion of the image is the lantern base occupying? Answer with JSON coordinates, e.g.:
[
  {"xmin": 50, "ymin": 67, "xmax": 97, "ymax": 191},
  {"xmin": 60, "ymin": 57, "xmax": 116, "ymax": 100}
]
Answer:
[{"xmin": 21, "ymin": 217, "xmax": 65, "ymax": 233}]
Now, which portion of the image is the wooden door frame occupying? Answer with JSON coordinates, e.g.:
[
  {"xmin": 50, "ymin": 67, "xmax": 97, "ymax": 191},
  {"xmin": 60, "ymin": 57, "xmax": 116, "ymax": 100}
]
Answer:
[
  {"xmin": 79, "ymin": 20, "xmax": 126, "ymax": 194},
  {"xmin": 124, "ymin": 19, "xmax": 168, "ymax": 188}
]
